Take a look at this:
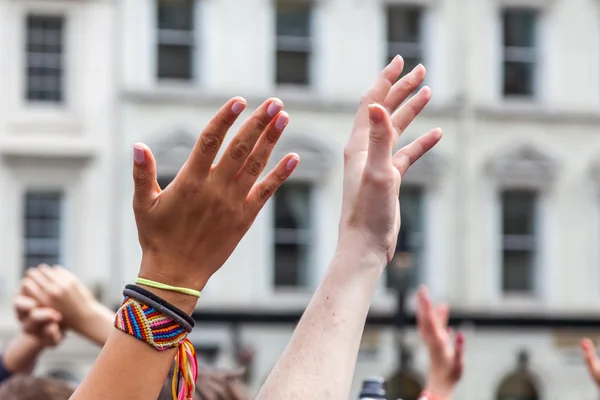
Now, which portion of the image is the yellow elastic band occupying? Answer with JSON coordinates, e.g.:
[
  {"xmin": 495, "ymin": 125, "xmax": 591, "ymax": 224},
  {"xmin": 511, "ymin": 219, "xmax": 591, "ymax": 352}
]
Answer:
[{"xmin": 135, "ymin": 277, "xmax": 202, "ymax": 298}]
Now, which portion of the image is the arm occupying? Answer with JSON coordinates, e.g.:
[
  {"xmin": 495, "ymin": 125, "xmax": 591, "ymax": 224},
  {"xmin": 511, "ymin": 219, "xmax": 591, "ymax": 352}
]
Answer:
[
  {"xmin": 0, "ymin": 334, "xmax": 46, "ymax": 379},
  {"xmin": 417, "ymin": 287, "xmax": 464, "ymax": 400},
  {"xmin": 72, "ymin": 96, "xmax": 298, "ymax": 400},
  {"xmin": 257, "ymin": 56, "xmax": 441, "ymax": 399},
  {"xmin": 22, "ymin": 265, "xmax": 114, "ymax": 347},
  {"xmin": 2, "ymin": 296, "xmax": 64, "ymax": 381}
]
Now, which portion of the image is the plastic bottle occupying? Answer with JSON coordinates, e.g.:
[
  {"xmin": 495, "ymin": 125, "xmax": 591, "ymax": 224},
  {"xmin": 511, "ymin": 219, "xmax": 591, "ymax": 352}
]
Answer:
[{"xmin": 358, "ymin": 377, "xmax": 387, "ymax": 399}]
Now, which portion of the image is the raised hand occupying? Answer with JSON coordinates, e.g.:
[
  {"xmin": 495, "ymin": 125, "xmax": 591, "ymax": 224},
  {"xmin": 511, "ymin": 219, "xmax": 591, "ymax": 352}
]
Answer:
[
  {"xmin": 21, "ymin": 265, "xmax": 114, "ymax": 346},
  {"xmin": 581, "ymin": 338, "xmax": 600, "ymax": 387},
  {"xmin": 132, "ymin": 97, "xmax": 297, "ymax": 307},
  {"xmin": 13, "ymin": 294, "xmax": 63, "ymax": 347},
  {"xmin": 417, "ymin": 286, "xmax": 464, "ymax": 400},
  {"xmin": 338, "ymin": 55, "xmax": 441, "ymax": 263}
]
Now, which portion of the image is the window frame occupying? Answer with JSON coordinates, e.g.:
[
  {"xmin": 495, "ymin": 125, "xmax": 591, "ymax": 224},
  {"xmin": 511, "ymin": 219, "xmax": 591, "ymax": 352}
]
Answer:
[
  {"xmin": 500, "ymin": 189, "xmax": 539, "ymax": 295},
  {"xmin": 156, "ymin": 0, "xmax": 196, "ymax": 82},
  {"xmin": 385, "ymin": 4, "xmax": 425, "ymax": 79},
  {"xmin": 501, "ymin": 7, "xmax": 538, "ymax": 98},
  {"xmin": 25, "ymin": 14, "xmax": 66, "ymax": 104},
  {"xmin": 23, "ymin": 190, "xmax": 65, "ymax": 271},
  {"xmin": 272, "ymin": 181, "xmax": 315, "ymax": 290},
  {"xmin": 274, "ymin": 0, "xmax": 314, "ymax": 87}
]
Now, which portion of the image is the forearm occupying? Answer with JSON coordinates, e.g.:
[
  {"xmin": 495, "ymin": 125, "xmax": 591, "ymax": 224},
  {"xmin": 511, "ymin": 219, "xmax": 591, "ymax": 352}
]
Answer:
[
  {"xmin": 71, "ymin": 287, "xmax": 197, "ymax": 400},
  {"xmin": 257, "ymin": 247, "xmax": 385, "ymax": 400},
  {"xmin": 76, "ymin": 303, "xmax": 116, "ymax": 347},
  {"xmin": 1, "ymin": 333, "xmax": 46, "ymax": 376}
]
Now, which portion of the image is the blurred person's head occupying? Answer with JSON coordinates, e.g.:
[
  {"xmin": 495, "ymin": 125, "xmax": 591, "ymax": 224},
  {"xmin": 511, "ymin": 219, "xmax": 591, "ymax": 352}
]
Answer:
[
  {"xmin": 0, "ymin": 375, "xmax": 75, "ymax": 400},
  {"xmin": 158, "ymin": 364, "xmax": 249, "ymax": 400}
]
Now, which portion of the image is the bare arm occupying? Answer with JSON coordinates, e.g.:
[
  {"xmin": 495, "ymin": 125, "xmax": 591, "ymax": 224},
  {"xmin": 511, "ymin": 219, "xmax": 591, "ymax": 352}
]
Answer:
[
  {"xmin": 1, "ymin": 334, "xmax": 46, "ymax": 376},
  {"xmin": 72, "ymin": 96, "xmax": 297, "ymax": 400},
  {"xmin": 257, "ymin": 56, "xmax": 441, "ymax": 399}
]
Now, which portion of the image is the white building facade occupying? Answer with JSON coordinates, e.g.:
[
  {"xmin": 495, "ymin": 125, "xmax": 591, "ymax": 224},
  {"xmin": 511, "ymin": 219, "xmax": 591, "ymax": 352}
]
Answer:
[{"xmin": 3, "ymin": 0, "xmax": 600, "ymax": 398}]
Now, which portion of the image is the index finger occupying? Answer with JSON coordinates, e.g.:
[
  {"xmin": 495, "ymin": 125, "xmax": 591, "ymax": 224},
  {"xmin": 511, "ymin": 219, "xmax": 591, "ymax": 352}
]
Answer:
[
  {"xmin": 346, "ymin": 56, "xmax": 405, "ymax": 153},
  {"xmin": 14, "ymin": 295, "xmax": 36, "ymax": 320},
  {"xmin": 582, "ymin": 338, "xmax": 600, "ymax": 378}
]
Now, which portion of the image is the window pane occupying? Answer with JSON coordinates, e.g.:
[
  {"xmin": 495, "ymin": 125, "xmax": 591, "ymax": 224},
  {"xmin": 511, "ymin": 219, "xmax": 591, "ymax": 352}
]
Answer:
[
  {"xmin": 157, "ymin": 44, "xmax": 192, "ymax": 80},
  {"xmin": 387, "ymin": 186, "xmax": 424, "ymax": 289},
  {"xmin": 503, "ymin": 10, "xmax": 536, "ymax": 48},
  {"xmin": 276, "ymin": 50, "xmax": 309, "ymax": 85},
  {"xmin": 24, "ymin": 191, "xmax": 63, "ymax": 271},
  {"xmin": 276, "ymin": 2, "xmax": 311, "ymax": 37},
  {"xmin": 274, "ymin": 183, "xmax": 312, "ymax": 288},
  {"xmin": 502, "ymin": 250, "xmax": 534, "ymax": 293},
  {"xmin": 503, "ymin": 61, "xmax": 534, "ymax": 96},
  {"xmin": 26, "ymin": 15, "xmax": 64, "ymax": 103},
  {"xmin": 157, "ymin": 0, "xmax": 194, "ymax": 30},
  {"xmin": 502, "ymin": 190, "xmax": 536, "ymax": 235},
  {"xmin": 387, "ymin": 6, "xmax": 421, "ymax": 43}
]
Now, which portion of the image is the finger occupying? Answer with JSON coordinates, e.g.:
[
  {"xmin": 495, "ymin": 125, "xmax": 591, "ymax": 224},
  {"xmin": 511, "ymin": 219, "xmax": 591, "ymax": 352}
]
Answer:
[
  {"xmin": 418, "ymin": 285, "xmax": 436, "ymax": 339},
  {"xmin": 28, "ymin": 266, "xmax": 60, "ymax": 297},
  {"xmin": 247, "ymin": 153, "xmax": 299, "ymax": 213},
  {"xmin": 43, "ymin": 323, "xmax": 63, "ymax": 346},
  {"xmin": 393, "ymin": 128, "xmax": 443, "ymax": 175},
  {"xmin": 38, "ymin": 264, "xmax": 61, "ymax": 286},
  {"xmin": 347, "ymin": 55, "xmax": 404, "ymax": 153},
  {"xmin": 436, "ymin": 303, "xmax": 450, "ymax": 329},
  {"xmin": 366, "ymin": 104, "xmax": 395, "ymax": 172},
  {"xmin": 132, "ymin": 143, "xmax": 160, "ymax": 210},
  {"xmin": 30, "ymin": 307, "xmax": 62, "ymax": 324},
  {"xmin": 184, "ymin": 97, "xmax": 247, "ymax": 177},
  {"xmin": 390, "ymin": 86, "xmax": 432, "ymax": 138},
  {"xmin": 382, "ymin": 64, "xmax": 426, "ymax": 113},
  {"xmin": 216, "ymin": 98, "xmax": 283, "ymax": 178},
  {"xmin": 236, "ymin": 111, "xmax": 290, "ymax": 194},
  {"xmin": 13, "ymin": 295, "xmax": 36, "ymax": 320},
  {"xmin": 416, "ymin": 285, "xmax": 427, "ymax": 335},
  {"xmin": 454, "ymin": 332, "xmax": 465, "ymax": 378},
  {"xmin": 582, "ymin": 338, "xmax": 600, "ymax": 378},
  {"xmin": 22, "ymin": 275, "xmax": 51, "ymax": 305}
]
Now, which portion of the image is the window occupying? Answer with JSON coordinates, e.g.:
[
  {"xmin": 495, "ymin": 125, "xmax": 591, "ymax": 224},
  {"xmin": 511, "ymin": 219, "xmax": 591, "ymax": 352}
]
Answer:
[
  {"xmin": 386, "ymin": 6, "xmax": 423, "ymax": 80},
  {"xmin": 23, "ymin": 191, "xmax": 63, "ymax": 270},
  {"xmin": 26, "ymin": 15, "xmax": 65, "ymax": 103},
  {"xmin": 502, "ymin": 9, "xmax": 537, "ymax": 97},
  {"xmin": 273, "ymin": 182, "xmax": 312, "ymax": 288},
  {"xmin": 501, "ymin": 190, "xmax": 537, "ymax": 294},
  {"xmin": 157, "ymin": 0, "xmax": 195, "ymax": 80},
  {"xmin": 386, "ymin": 186, "xmax": 424, "ymax": 290},
  {"xmin": 275, "ymin": 2, "xmax": 312, "ymax": 86}
]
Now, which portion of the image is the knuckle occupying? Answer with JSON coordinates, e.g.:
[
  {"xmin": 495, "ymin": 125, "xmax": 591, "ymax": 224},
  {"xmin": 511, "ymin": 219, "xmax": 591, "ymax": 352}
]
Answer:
[
  {"xmin": 258, "ymin": 184, "xmax": 277, "ymax": 204},
  {"xmin": 369, "ymin": 131, "xmax": 387, "ymax": 145},
  {"xmin": 200, "ymin": 132, "xmax": 221, "ymax": 156},
  {"xmin": 364, "ymin": 167, "xmax": 393, "ymax": 187},
  {"xmin": 246, "ymin": 158, "xmax": 265, "ymax": 177},
  {"xmin": 264, "ymin": 132, "xmax": 279, "ymax": 145},
  {"xmin": 343, "ymin": 146, "xmax": 353, "ymax": 162},
  {"xmin": 132, "ymin": 168, "xmax": 152, "ymax": 187},
  {"xmin": 177, "ymin": 178, "xmax": 201, "ymax": 199},
  {"xmin": 252, "ymin": 116, "xmax": 269, "ymax": 131},
  {"xmin": 231, "ymin": 141, "xmax": 250, "ymax": 161},
  {"xmin": 358, "ymin": 94, "xmax": 371, "ymax": 107}
]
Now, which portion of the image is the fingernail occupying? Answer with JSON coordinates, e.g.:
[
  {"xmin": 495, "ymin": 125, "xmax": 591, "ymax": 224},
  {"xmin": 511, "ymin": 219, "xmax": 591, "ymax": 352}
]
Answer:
[
  {"xmin": 267, "ymin": 101, "xmax": 283, "ymax": 117},
  {"xmin": 275, "ymin": 113, "xmax": 289, "ymax": 130},
  {"xmin": 231, "ymin": 101, "xmax": 245, "ymax": 114},
  {"xmin": 133, "ymin": 145, "xmax": 145, "ymax": 164},
  {"xmin": 369, "ymin": 105, "xmax": 384, "ymax": 124},
  {"xmin": 286, "ymin": 156, "xmax": 299, "ymax": 170},
  {"xmin": 413, "ymin": 63, "xmax": 423, "ymax": 72}
]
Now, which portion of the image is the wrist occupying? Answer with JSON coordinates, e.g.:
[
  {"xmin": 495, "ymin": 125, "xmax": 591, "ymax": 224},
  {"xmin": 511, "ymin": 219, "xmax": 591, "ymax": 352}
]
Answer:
[{"xmin": 423, "ymin": 379, "xmax": 454, "ymax": 400}]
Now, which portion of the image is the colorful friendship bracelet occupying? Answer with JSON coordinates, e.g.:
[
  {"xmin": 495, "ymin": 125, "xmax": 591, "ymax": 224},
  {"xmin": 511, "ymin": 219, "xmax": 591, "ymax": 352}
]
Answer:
[
  {"xmin": 125, "ymin": 285, "xmax": 195, "ymax": 329},
  {"xmin": 114, "ymin": 296, "xmax": 198, "ymax": 400},
  {"xmin": 135, "ymin": 277, "xmax": 202, "ymax": 298}
]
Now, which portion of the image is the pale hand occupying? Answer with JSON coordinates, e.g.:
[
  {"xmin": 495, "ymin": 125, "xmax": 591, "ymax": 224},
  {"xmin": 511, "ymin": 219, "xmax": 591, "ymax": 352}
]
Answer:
[{"xmin": 338, "ymin": 55, "xmax": 442, "ymax": 263}]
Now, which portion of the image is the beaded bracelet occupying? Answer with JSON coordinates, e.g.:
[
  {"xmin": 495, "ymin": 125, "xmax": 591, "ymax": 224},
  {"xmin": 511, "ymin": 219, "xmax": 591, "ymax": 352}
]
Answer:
[{"xmin": 114, "ymin": 296, "xmax": 198, "ymax": 399}]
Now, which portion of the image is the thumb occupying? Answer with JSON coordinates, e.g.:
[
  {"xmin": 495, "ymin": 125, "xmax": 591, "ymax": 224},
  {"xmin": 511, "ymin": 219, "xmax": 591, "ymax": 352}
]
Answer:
[
  {"xmin": 366, "ymin": 104, "xmax": 395, "ymax": 173},
  {"xmin": 132, "ymin": 143, "xmax": 159, "ymax": 209}
]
